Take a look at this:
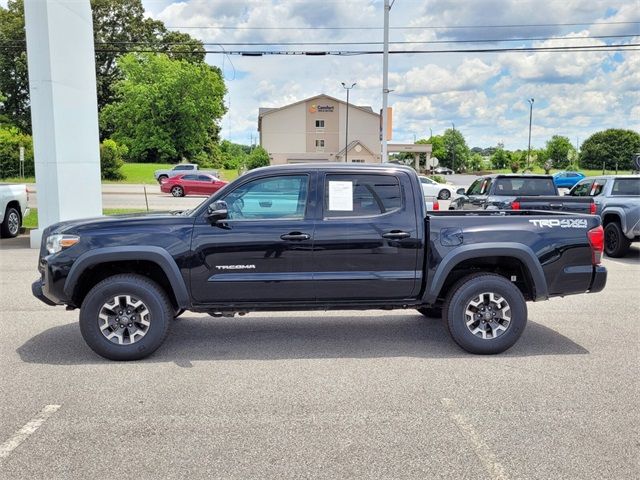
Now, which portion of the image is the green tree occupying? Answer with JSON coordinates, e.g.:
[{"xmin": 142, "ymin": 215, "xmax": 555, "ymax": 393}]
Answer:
[
  {"xmin": 535, "ymin": 148, "xmax": 552, "ymax": 173},
  {"xmin": 545, "ymin": 135, "xmax": 574, "ymax": 169},
  {"xmin": 579, "ymin": 129, "xmax": 640, "ymax": 170},
  {"xmin": 439, "ymin": 128, "xmax": 470, "ymax": 171},
  {"xmin": 246, "ymin": 146, "xmax": 270, "ymax": 170},
  {"xmin": 0, "ymin": 0, "xmax": 206, "ymax": 132},
  {"xmin": 0, "ymin": 1, "xmax": 30, "ymax": 132},
  {"xmin": 101, "ymin": 53, "xmax": 226, "ymax": 163},
  {"xmin": 99, "ymin": 138, "xmax": 126, "ymax": 180},
  {"xmin": 468, "ymin": 153, "xmax": 484, "ymax": 172},
  {"xmin": 490, "ymin": 146, "xmax": 509, "ymax": 169}
]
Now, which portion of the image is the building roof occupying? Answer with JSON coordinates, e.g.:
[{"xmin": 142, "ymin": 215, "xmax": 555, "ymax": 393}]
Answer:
[
  {"xmin": 336, "ymin": 140, "xmax": 377, "ymax": 158},
  {"xmin": 258, "ymin": 94, "xmax": 379, "ymax": 120}
]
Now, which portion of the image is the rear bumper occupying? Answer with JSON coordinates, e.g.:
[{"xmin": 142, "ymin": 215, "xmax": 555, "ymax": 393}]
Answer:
[
  {"xmin": 588, "ymin": 265, "xmax": 607, "ymax": 294},
  {"xmin": 31, "ymin": 279, "xmax": 60, "ymax": 306}
]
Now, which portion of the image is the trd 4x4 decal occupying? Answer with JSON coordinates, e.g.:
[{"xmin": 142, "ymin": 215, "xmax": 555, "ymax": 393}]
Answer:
[{"xmin": 529, "ymin": 219, "xmax": 588, "ymax": 228}]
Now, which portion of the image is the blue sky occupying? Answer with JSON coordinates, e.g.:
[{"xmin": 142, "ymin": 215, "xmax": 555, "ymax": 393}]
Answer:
[{"xmin": 17, "ymin": 0, "xmax": 635, "ymax": 150}]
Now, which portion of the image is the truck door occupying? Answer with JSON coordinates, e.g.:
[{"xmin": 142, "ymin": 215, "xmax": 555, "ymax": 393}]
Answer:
[
  {"xmin": 312, "ymin": 172, "xmax": 421, "ymax": 301},
  {"xmin": 190, "ymin": 173, "xmax": 316, "ymax": 303}
]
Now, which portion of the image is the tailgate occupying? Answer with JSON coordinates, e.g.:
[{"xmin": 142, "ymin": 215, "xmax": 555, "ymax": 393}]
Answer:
[{"xmin": 514, "ymin": 196, "xmax": 594, "ymax": 214}]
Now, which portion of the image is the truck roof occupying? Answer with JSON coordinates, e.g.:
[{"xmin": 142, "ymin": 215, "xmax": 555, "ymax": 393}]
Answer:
[{"xmin": 248, "ymin": 163, "xmax": 417, "ymax": 174}]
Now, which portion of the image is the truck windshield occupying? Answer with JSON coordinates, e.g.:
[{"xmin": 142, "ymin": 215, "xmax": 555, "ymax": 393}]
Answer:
[
  {"xmin": 612, "ymin": 178, "xmax": 640, "ymax": 196},
  {"xmin": 494, "ymin": 177, "xmax": 556, "ymax": 196}
]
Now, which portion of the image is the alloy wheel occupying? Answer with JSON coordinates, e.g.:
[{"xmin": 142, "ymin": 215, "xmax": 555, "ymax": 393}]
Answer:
[
  {"xmin": 98, "ymin": 295, "xmax": 151, "ymax": 345},
  {"xmin": 7, "ymin": 211, "xmax": 19, "ymax": 235},
  {"xmin": 464, "ymin": 292, "xmax": 512, "ymax": 340}
]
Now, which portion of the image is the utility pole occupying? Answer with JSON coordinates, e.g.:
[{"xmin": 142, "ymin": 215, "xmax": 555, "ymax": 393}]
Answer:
[
  {"xmin": 341, "ymin": 82, "xmax": 356, "ymax": 163},
  {"xmin": 381, "ymin": 0, "xmax": 393, "ymax": 163},
  {"xmin": 527, "ymin": 98, "xmax": 535, "ymax": 169},
  {"xmin": 451, "ymin": 122, "xmax": 456, "ymax": 173}
]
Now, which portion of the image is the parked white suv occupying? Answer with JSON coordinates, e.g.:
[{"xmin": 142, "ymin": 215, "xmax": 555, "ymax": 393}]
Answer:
[{"xmin": 0, "ymin": 184, "xmax": 29, "ymax": 238}]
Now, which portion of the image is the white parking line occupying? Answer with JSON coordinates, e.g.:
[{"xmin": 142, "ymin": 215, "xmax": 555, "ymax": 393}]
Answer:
[
  {"xmin": 441, "ymin": 398, "xmax": 509, "ymax": 480},
  {"xmin": 0, "ymin": 405, "xmax": 61, "ymax": 460}
]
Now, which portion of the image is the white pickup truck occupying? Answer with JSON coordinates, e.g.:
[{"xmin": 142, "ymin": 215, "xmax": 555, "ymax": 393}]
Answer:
[
  {"xmin": 0, "ymin": 184, "xmax": 29, "ymax": 238},
  {"xmin": 154, "ymin": 164, "xmax": 218, "ymax": 183}
]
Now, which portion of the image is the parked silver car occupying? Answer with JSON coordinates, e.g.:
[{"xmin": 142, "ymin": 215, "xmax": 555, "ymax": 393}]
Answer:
[
  {"xmin": 568, "ymin": 175, "xmax": 640, "ymax": 257},
  {"xmin": 0, "ymin": 183, "xmax": 30, "ymax": 238}
]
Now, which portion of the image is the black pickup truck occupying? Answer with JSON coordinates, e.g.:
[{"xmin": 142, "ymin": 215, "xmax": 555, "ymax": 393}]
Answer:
[
  {"xmin": 32, "ymin": 164, "xmax": 607, "ymax": 360},
  {"xmin": 450, "ymin": 174, "xmax": 594, "ymax": 213}
]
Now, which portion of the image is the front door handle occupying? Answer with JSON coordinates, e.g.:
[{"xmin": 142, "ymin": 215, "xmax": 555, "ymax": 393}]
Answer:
[
  {"xmin": 382, "ymin": 231, "xmax": 411, "ymax": 239},
  {"xmin": 280, "ymin": 232, "xmax": 311, "ymax": 241}
]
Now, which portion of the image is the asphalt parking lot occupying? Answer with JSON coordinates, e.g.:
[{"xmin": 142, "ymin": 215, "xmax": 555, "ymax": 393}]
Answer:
[{"xmin": 0, "ymin": 237, "xmax": 638, "ymax": 480}]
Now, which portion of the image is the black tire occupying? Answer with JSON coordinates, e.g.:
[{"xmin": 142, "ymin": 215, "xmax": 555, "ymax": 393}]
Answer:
[
  {"xmin": 171, "ymin": 186, "xmax": 185, "ymax": 197},
  {"xmin": 79, "ymin": 274, "xmax": 172, "ymax": 361},
  {"xmin": 157, "ymin": 175, "xmax": 168, "ymax": 183},
  {"xmin": 443, "ymin": 273, "xmax": 527, "ymax": 354},
  {"xmin": 417, "ymin": 307, "xmax": 443, "ymax": 319},
  {"xmin": 437, "ymin": 189, "xmax": 451, "ymax": 200},
  {"xmin": 604, "ymin": 221, "xmax": 631, "ymax": 258},
  {"xmin": 1, "ymin": 206, "xmax": 21, "ymax": 238}
]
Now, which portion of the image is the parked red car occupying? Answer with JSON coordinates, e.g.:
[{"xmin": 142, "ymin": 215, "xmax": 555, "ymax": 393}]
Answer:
[{"xmin": 160, "ymin": 173, "xmax": 228, "ymax": 197}]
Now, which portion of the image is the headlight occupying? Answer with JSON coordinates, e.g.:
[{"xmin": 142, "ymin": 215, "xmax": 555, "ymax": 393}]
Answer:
[{"xmin": 46, "ymin": 234, "xmax": 80, "ymax": 254}]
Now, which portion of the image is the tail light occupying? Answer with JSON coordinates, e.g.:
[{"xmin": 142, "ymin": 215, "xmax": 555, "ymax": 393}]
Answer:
[
  {"xmin": 511, "ymin": 201, "xmax": 520, "ymax": 210},
  {"xmin": 432, "ymin": 200, "xmax": 440, "ymax": 211},
  {"xmin": 589, "ymin": 202, "xmax": 596, "ymax": 215},
  {"xmin": 587, "ymin": 225, "xmax": 604, "ymax": 265}
]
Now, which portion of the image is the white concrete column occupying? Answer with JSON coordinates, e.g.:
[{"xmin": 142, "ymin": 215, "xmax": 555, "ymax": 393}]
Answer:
[{"xmin": 24, "ymin": 0, "xmax": 102, "ymax": 248}]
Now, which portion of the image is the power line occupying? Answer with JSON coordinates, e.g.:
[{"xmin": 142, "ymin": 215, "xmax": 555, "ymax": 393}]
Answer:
[
  {"xmin": 164, "ymin": 20, "xmax": 640, "ymax": 30},
  {"xmin": 2, "ymin": 34, "xmax": 637, "ymax": 48},
  {"xmin": 2, "ymin": 44, "xmax": 637, "ymax": 56}
]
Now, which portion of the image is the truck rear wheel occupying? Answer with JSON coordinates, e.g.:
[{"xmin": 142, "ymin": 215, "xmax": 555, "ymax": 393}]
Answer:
[
  {"xmin": 1, "ymin": 206, "xmax": 21, "ymax": 238},
  {"xmin": 604, "ymin": 221, "xmax": 631, "ymax": 258},
  {"xmin": 443, "ymin": 273, "xmax": 527, "ymax": 354},
  {"xmin": 79, "ymin": 274, "xmax": 172, "ymax": 361}
]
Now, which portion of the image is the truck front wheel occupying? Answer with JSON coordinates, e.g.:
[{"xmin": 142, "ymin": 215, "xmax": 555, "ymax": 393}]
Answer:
[
  {"xmin": 443, "ymin": 273, "xmax": 527, "ymax": 354},
  {"xmin": 79, "ymin": 274, "xmax": 172, "ymax": 360}
]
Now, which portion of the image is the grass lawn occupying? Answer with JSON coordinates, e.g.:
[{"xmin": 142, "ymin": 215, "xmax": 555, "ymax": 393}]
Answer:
[
  {"xmin": 2, "ymin": 164, "xmax": 240, "ymax": 185},
  {"xmin": 22, "ymin": 208, "xmax": 149, "ymax": 229}
]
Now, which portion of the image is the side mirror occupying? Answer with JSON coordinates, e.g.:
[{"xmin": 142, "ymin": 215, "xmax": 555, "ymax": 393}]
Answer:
[
  {"xmin": 456, "ymin": 188, "xmax": 466, "ymax": 195},
  {"xmin": 206, "ymin": 201, "xmax": 228, "ymax": 222}
]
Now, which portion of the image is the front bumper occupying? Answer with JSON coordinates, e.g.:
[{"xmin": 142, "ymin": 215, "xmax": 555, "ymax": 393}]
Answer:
[
  {"xmin": 31, "ymin": 279, "xmax": 60, "ymax": 306},
  {"xmin": 588, "ymin": 265, "xmax": 607, "ymax": 293}
]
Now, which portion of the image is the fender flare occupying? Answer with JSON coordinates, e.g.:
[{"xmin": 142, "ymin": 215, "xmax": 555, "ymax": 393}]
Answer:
[
  {"xmin": 423, "ymin": 243, "xmax": 548, "ymax": 304},
  {"xmin": 601, "ymin": 208, "xmax": 625, "ymax": 231},
  {"xmin": 64, "ymin": 246, "xmax": 190, "ymax": 308}
]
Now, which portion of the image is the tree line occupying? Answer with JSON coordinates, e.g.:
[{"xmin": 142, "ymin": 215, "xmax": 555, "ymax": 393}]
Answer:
[
  {"xmin": 0, "ymin": 0, "xmax": 267, "ymax": 180},
  {"xmin": 395, "ymin": 128, "xmax": 639, "ymax": 173}
]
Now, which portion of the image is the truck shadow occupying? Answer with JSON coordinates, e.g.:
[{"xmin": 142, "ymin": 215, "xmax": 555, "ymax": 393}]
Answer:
[{"xmin": 17, "ymin": 314, "xmax": 588, "ymax": 365}]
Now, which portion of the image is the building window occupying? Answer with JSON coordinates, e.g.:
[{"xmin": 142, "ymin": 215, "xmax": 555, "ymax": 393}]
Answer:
[
  {"xmin": 315, "ymin": 139, "xmax": 325, "ymax": 152},
  {"xmin": 315, "ymin": 120, "xmax": 325, "ymax": 128}
]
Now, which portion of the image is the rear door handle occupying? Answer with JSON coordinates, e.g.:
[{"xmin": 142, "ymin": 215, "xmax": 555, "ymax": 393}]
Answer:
[
  {"xmin": 280, "ymin": 232, "xmax": 311, "ymax": 241},
  {"xmin": 382, "ymin": 231, "xmax": 411, "ymax": 239}
]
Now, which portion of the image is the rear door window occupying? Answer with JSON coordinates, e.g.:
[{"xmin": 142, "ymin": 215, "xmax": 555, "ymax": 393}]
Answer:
[
  {"xmin": 182, "ymin": 174, "xmax": 197, "ymax": 181},
  {"xmin": 612, "ymin": 178, "xmax": 640, "ymax": 196},
  {"xmin": 324, "ymin": 174, "xmax": 402, "ymax": 218}
]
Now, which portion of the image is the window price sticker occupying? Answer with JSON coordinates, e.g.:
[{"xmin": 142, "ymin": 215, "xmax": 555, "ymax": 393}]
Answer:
[{"xmin": 328, "ymin": 181, "xmax": 353, "ymax": 211}]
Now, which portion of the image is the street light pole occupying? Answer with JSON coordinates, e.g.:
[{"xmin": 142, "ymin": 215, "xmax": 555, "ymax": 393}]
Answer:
[
  {"xmin": 451, "ymin": 122, "xmax": 456, "ymax": 173},
  {"xmin": 341, "ymin": 82, "xmax": 356, "ymax": 163},
  {"xmin": 527, "ymin": 98, "xmax": 535, "ymax": 169},
  {"xmin": 381, "ymin": 0, "xmax": 393, "ymax": 163}
]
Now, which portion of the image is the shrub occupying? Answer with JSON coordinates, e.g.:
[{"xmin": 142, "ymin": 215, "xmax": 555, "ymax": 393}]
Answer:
[
  {"xmin": 0, "ymin": 127, "xmax": 34, "ymax": 178},
  {"xmin": 510, "ymin": 161, "xmax": 520, "ymax": 173},
  {"xmin": 100, "ymin": 139, "xmax": 127, "ymax": 180},
  {"xmin": 246, "ymin": 146, "xmax": 270, "ymax": 170},
  {"xmin": 428, "ymin": 175, "xmax": 446, "ymax": 184}
]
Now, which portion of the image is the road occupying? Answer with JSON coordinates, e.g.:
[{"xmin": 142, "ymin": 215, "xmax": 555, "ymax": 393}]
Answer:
[{"xmin": 0, "ymin": 238, "xmax": 638, "ymax": 479}]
